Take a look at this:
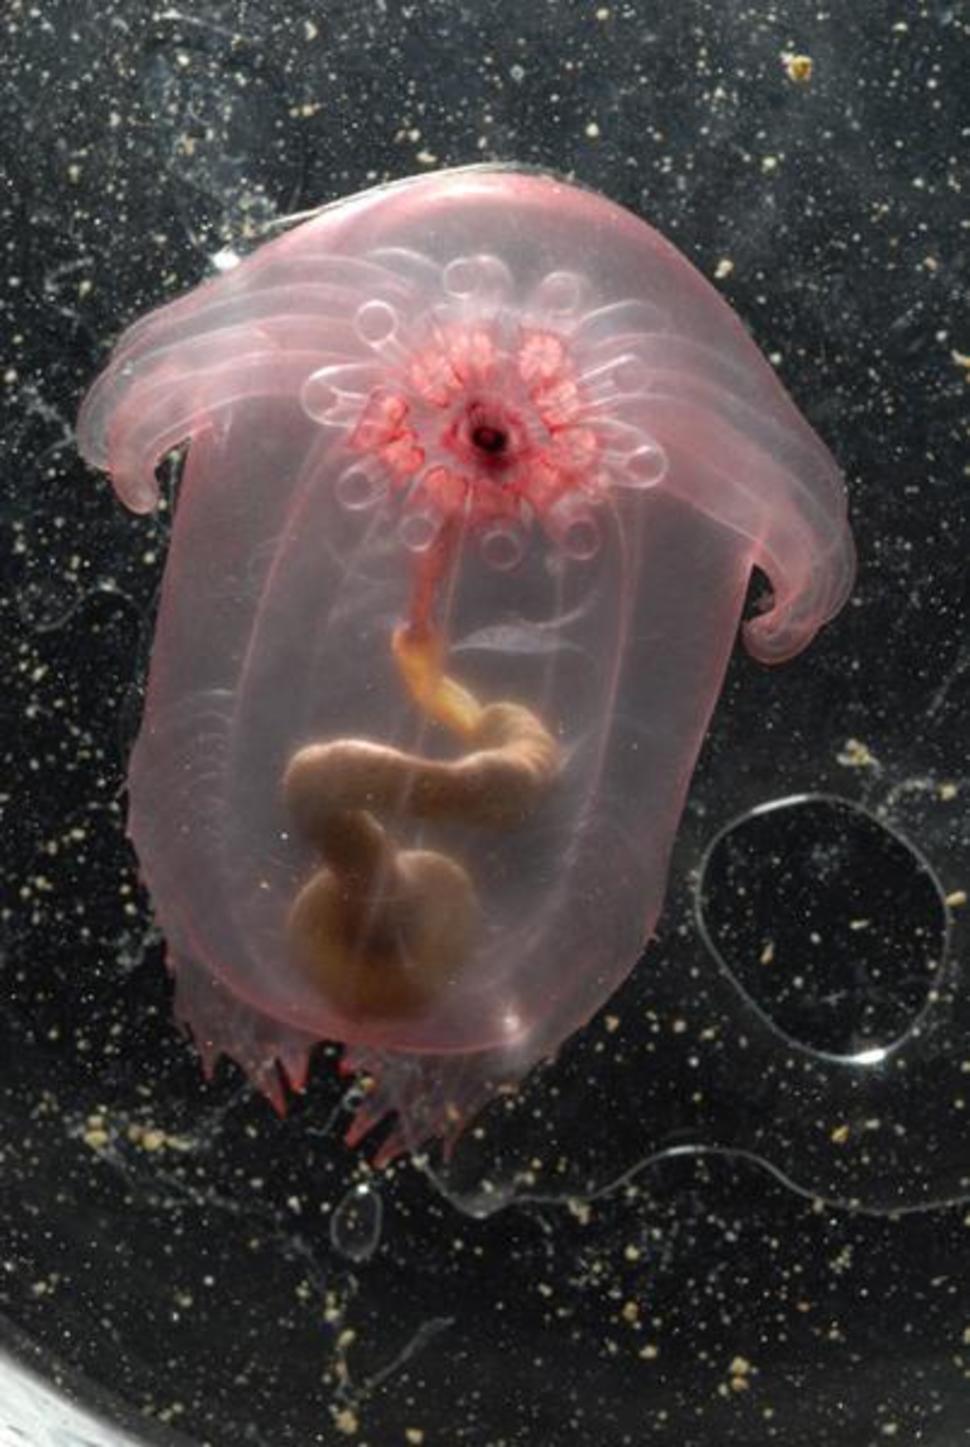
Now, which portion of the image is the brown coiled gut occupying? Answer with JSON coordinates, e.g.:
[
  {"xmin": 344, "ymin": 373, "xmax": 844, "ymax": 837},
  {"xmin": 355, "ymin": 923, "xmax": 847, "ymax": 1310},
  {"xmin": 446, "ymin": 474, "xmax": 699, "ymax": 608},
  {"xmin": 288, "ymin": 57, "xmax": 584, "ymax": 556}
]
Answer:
[{"xmin": 284, "ymin": 702, "xmax": 560, "ymax": 1022}]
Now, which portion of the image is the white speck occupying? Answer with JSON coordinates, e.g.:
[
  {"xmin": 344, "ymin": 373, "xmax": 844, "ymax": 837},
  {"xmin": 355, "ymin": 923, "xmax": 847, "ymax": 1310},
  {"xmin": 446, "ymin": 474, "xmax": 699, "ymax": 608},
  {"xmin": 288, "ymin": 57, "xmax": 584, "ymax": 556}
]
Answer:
[{"xmin": 211, "ymin": 248, "xmax": 241, "ymax": 273}]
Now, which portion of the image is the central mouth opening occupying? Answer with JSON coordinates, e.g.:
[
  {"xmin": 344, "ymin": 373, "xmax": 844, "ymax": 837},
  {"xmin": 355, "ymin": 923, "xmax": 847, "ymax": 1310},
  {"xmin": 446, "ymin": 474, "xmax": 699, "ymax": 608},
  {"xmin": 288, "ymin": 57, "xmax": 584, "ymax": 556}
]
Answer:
[
  {"xmin": 461, "ymin": 398, "xmax": 516, "ymax": 472},
  {"xmin": 440, "ymin": 397, "xmax": 523, "ymax": 480},
  {"xmin": 471, "ymin": 423, "xmax": 509, "ymax": 455}
]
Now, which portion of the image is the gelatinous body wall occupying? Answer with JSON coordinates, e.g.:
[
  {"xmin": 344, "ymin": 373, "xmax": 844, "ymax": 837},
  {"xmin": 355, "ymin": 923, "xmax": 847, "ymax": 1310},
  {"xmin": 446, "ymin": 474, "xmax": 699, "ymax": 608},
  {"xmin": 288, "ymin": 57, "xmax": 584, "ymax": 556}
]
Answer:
[{"xmin": 76, "ymin": 165, "xmax": 855, "ymax": 1161}]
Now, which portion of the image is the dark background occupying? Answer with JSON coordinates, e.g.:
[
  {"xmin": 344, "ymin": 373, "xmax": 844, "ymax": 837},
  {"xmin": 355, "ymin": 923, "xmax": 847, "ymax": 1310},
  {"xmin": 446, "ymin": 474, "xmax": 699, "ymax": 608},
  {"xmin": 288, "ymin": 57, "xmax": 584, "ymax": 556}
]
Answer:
[{"xmin": 3, "ymin": 2, "xmax": 970, "ymax": 1444}]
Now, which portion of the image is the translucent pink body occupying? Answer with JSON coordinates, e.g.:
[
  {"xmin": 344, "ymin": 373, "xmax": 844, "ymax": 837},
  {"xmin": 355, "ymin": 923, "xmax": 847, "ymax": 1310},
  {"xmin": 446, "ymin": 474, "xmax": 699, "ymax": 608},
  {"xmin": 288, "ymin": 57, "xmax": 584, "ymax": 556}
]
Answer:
[{"xmin": 76, "ymin": 165, "xmax": 855, "ymax": 1162}]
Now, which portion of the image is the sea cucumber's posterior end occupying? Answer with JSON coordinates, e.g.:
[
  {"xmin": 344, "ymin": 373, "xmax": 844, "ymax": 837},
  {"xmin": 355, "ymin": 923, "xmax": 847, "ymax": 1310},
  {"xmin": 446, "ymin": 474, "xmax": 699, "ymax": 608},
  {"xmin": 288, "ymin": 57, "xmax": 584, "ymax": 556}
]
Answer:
[
  {"xmin": 339, "ymin": 1043, "xmax": 505, "ymax": 1168},
  {"xmin": 169, "ymin": 948, "xmax": 316, "ymax": 1115}
]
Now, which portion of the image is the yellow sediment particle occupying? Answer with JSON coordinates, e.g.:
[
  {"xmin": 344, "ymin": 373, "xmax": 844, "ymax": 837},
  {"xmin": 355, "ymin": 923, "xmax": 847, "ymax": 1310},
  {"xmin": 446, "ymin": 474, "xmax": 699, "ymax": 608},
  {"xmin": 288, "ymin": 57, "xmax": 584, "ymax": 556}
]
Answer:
[
  {"xmin": 781, "ymin": 52, "xmax": 814, "ymax": 84},
  {"xmin": 837, "ymin": 738, "xmax": 877, "ymax": 769},
  {"xmin": 728, "ymin": 1355, "xmax": 755, "ymax": 1391},
  {"xmin": 126, "ymin": 1122, "xmax": 192, "ymax": 1153}
]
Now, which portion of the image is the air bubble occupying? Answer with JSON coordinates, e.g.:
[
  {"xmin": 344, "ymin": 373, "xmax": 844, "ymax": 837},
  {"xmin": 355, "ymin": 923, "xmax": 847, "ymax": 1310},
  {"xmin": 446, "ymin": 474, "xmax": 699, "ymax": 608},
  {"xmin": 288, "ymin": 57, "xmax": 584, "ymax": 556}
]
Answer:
[
  {"xmin": 329, "ymin": 1181, "xmax": 383, "ymax": 1263},
  {"xmin": 355, "ymin": 299, "xmax": 398, "ymax": 345},
  {"xmin": 480, "ymin": 523, "xmax": 525, "ymax": 571},
  {"xmin": 335, "ymin": 466, "xmax": 384, "ymax": 511}
]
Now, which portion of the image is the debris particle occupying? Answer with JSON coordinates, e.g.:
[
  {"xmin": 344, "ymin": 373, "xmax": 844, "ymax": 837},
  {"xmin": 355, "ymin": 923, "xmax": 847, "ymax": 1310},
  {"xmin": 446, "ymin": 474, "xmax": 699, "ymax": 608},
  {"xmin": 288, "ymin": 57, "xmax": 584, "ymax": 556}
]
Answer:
[
  {"xmin": 728, "ymin": 1355, "xmax": 755, "ymax": 1392},
  {"xmin": 781, "ymin": 52, "xmax": 814, "ymax": 84},
  {"xmin": 837, "ymin": 738, "xmax": 877, "ymax": 769}
]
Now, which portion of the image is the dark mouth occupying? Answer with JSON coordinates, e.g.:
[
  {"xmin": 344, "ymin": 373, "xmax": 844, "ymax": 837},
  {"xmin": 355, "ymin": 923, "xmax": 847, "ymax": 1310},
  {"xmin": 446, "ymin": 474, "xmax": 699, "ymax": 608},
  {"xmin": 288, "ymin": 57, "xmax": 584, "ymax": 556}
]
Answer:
[{"xmin": 471, "ymin": 422, "xmax": 509, "ymax": 456}]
